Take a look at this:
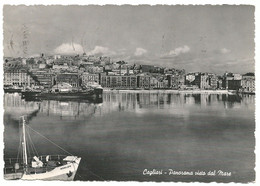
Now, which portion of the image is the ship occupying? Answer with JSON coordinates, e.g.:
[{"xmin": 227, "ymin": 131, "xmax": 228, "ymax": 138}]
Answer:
[
  {"xmin": 4, "ymin": 85, "xmax": 23, "ymax": 93},
  {"xmin": 21, "ymin": 82, "xmax": 103, "ymax": 101},
  {"xmin": 4, "ymin": 116, "xmax": 81, "ymax": 181}
]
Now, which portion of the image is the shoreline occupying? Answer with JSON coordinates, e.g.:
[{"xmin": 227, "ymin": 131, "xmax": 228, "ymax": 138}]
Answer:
[
  {"xmin": 103, "ymin": 89, "xmax": 230, "ymax": 94},
  {"xmin": 4, "ymin": 89, "xmax": 254, "ymax": 95}
]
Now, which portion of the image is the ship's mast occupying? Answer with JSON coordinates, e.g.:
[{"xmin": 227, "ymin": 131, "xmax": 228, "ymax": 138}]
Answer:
[{"xmin": 22, "ymin": 116, "xmax": 28, "ymax": 172}]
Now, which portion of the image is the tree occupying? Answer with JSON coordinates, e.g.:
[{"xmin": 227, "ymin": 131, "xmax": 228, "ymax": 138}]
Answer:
[{"xmin": 244, "ymin": 72, "xmax": 254, "ymax": 76}]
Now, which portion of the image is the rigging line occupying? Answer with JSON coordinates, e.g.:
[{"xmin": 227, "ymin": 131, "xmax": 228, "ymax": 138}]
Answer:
[
  {"xmin": 25, "ymin": 124, "xmax": 74, "ymax": 156},
  {"xmin": 27, "ymin": 127, "xmax": 39, "ymax": 157},
  {"xmin": 26, "ymin": 134, "xmax": 33, "ymax": 157},
  {"xmin": 25, "ymin": 128, "xmax": 32, "ymax": 158},
  {"xmin": 27, "ymin": 125, "xmax": 39, "ymax": 156},
  {"xmin": 25, "ymin": 127, "xmax": 32, "ymax": 158},
  {"xmin": 27, "ymin": 142, "xmax": 32, "ymax": 160},
  {"xmin": 16, "ymin": 127, "xmax": 23, "ymax": 162},
  {"xmin": 28, "ymin": 136, "xmax": 35, "ymax": 159}
]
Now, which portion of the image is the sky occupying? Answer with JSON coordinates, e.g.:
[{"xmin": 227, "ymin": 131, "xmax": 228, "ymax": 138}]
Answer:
[{"xmin": 3, "ymin": 5, "xmax": 255, "ymax": 74}]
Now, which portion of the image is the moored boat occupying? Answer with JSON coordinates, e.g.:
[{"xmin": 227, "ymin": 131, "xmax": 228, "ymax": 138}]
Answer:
[
  {"xmin": 21, "ymin": 83, "xmax": 103, "ymax": 101},
  {"xmin": 4, "ymin": 116, "xmax": 81, "ymax": 181},
  {"xmin": 4, "ymin": 86, "xmax": 23, "ymax": 93}
]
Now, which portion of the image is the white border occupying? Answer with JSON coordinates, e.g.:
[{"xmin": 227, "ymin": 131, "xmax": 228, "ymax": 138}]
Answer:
[{"xmin": 0, "ymin": 1, "xmax": 258, "ymax": 186}]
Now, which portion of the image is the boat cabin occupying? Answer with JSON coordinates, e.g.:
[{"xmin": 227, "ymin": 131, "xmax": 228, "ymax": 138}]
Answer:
[{"xmin": 51, "ymin": 83, "xmax": 73, "ymax": 92}]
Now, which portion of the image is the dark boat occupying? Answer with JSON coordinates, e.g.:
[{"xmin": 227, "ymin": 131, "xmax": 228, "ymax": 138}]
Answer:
[
  {"xmin": 4, "ymin": 86, "xmax": 23, "ymax": 93},
  {"xmin": 22, "ymin": 89, "xmax": 102, "ymax": 100},
  {"xmin": 21, "ymin": 82, "xmax": 103, "ymax": 102}
]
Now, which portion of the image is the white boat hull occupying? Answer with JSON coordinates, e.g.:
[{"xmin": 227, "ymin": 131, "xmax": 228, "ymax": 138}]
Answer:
[{"xmin": 21, "ymin": 157, "xmax": 81, "ymax": 181}]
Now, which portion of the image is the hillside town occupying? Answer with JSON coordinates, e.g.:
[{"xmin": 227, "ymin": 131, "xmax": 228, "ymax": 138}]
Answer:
[{"xmin": 3, "ymin": 53, "xmax": 255, "ymax": 94}]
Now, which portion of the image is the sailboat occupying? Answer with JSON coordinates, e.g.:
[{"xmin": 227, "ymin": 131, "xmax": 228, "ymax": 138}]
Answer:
[{"xmin": 4, "ymin": 116, "xmax": 81, "ymax": 181}]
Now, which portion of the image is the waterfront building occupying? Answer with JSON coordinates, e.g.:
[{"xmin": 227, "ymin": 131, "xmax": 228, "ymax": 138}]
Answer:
[
  {"xmin": 30, "ymin": 69, "xmax": 54, "ymax": 88},
  {"xmin": 4, "ymin": 67, "xmax": 34, "ymax": 87},
  {"xmin": 156, "ymin": 80, "xmax": 169, "ymax": 89},
  {"xmin": 81, "ymin": 72, "xmax": 99, "ymax": 86},
  {"xmin": 241, "ymin": 73, "xmax": 255, "ymax": 93},
  {"xmin": 122, "ymin": 75, "xmax": 137, "ymax": 89},
  {"xmin": 222, "ymin": 77, "xmax": 231, "ymax": 89},
  {"xmin": 150, "ymin": 77, "xmax": 159, "ymax": 89},
  {"xmin": 208, "ymin": 74, "xmax": 218, "ymax": 90},
  {"xmin": 168, "ymin": 74, "xmax": 185, "ymax": 89},
  {"xmin": 137, "ymin": 75, "xmax": 151, "ymax": 89},
  {"xmin": 101, "ymin": 75, "xmax": 137, "ymax": 89},
  {"xmin": 56, "ymin": 73, "xmax": 79, "ymax": 87},
  {"xmin": 185, "ymin": 73, "xmax": 196, "ymax": 85},
  {"xmin": 222, "ymin": 73, "xmax": 242, "ymax": 90},
  {"xmin": 228, "ymin": 80, "xmax": 241, "ymax": 90},
  {"xmin": 194, "ymin": 73, "xmax": 210, "ymax": 89},
  {"xmin": 217, "ymin": 77, "xmax": 223, "ymax": 89}
]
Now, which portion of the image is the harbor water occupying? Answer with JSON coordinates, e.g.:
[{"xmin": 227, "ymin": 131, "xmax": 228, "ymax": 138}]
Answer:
[{"xmin": 3, "ymin": 92, "xmax": 255, "ymax": 182}]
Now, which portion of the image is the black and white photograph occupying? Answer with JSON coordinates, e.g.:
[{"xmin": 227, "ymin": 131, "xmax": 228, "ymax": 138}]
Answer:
[{"xmin": 1, "ymin": 1, "xmax": 257, "ymax": 184}]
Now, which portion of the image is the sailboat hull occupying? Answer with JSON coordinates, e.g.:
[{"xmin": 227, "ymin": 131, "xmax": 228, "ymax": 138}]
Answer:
[{"xmin": 21, "ymin": 157, "xmax": 81, "ymax": 181}]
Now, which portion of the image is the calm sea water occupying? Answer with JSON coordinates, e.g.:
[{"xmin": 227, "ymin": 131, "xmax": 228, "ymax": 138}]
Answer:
[{"xmin": 3, "ymin": 92, "xmax": 255, "ymax": 182}]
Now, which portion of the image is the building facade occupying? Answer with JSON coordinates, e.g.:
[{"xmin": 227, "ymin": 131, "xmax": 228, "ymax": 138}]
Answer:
[
  {"xmin": 81, "ymin": 73, "xmax": 99, "ymax": 86},
  {"xmin": 194, "ymin": 73, "xmax": 210, "ymax": 89},
  {"xmin": 30, "ymin": 69, "xmax": 54, "ymax": 88},
  {"xmin": 4, "ymin": 68, "xmax": 34, "ymax": 86},
  {"xmin": 56, "ymin": 73, "xmax": 79, "ymax": 87},
  {"xmin": 137, "ymin": 75, "xmax": 151, "ymax": 89},
  {"xmin": 228, "ymin": 80, "xmax": 241, "ymax": 90},
  {"xmin": 223, "ymin": 73, "xmax": 242, "ymax": 90},
  {"xmin": 241, "ymin": 75, "xmax": 255, "ymax": 93},
  {"xmin": 101, "ymin": 75, "xmax": 137, "ymax": 89},
  {"xmin": 168, "ymin": 75, "xmax": 185, "ymax": 89},
  {"xmin": 208, "ymin": 74, "xmax": 218, "ymax": 89}
]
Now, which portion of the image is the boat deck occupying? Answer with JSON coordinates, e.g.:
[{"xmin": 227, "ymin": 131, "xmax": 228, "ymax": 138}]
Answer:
[{"xmin": 4, "ymin": 155, "xmax": 68, "ymax": 177}]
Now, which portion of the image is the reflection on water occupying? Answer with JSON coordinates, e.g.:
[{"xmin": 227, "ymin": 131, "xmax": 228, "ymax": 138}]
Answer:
[
  {"xmin": 4, "ymin": 93, "xmax": 254, "ymax": 119},
  {"xmin": 4, "ymin": 92, "xmax": 255, "ymax": 182}
]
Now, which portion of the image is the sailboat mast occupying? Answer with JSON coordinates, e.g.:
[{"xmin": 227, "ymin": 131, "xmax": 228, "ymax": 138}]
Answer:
[{"xmin": 22, "ymin": 116, "xmax": 28, "ymax": 169}]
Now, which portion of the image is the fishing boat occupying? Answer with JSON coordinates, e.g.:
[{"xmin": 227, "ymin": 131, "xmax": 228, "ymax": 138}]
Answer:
[{"xmin": 4, "ymin": 116, "xmax": 81, "ymax": 181}]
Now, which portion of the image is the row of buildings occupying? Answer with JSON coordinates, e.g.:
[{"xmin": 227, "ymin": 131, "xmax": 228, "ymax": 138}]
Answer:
[
  {"xmin": 4, "ymin": 67, "xmax": 255, "ymax": 93},
  {"xmin": 3, "ymin": 55, "xmax": 255, "ymax": 93}
]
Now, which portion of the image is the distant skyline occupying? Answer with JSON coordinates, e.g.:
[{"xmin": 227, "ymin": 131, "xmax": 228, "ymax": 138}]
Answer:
[{"xmin": 3, "ymin": 5, "xmax": 255, "ymax": 74}]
